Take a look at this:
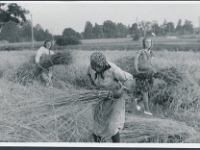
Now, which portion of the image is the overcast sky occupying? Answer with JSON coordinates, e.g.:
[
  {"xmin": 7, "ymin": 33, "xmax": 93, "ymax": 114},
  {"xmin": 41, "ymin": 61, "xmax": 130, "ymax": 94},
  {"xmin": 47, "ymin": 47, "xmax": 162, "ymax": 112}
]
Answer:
[{"xmin": 4, "ymin": 1, "xmax": 200, "ymax": 35}]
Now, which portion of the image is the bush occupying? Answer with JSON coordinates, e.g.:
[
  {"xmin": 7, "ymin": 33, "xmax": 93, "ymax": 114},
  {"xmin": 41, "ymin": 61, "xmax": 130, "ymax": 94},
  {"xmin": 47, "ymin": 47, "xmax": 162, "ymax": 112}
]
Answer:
[
  {"xmin": 133, "ymin": 34, "xmax": 140, "ymax": 41},
  {"xmin": 56, "ymin": 36, "xmax": 82, "ymax": 46}
]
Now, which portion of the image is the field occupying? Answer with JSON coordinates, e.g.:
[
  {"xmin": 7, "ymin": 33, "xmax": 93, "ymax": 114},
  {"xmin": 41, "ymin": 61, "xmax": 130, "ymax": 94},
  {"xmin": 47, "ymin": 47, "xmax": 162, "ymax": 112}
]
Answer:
[
  {"xmin": 1, "ymin": 36, "xmax": 200, "ymax": 51},
  {"xmin": 0, "ymin": 37, "xmax": 200, "ymax": 143}
]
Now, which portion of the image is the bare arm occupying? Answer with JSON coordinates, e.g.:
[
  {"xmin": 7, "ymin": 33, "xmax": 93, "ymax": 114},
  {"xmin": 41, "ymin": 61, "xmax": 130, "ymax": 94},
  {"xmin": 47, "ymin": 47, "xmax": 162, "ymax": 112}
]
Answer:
[
  {"xmin": 149, "ymin": 57, "xmax": 157, "ymax": 73},
  {"xmin": 86, "ymin": 66, "xmax": 98, "ymax": 90},
  {"xmin": 134, "ymin": 51, "xmax": 141, "ymax": 73},
  {"xmin": 50, "ymin": 50, "xmax": 55, "ymax": 55}
]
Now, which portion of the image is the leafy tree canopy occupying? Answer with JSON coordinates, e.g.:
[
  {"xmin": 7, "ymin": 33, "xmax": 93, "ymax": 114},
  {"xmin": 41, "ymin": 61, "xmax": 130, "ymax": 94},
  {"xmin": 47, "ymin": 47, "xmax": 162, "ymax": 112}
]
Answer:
[{"xmin": 0, "ymin": 3, "xmax": 29, "ymax": 28}]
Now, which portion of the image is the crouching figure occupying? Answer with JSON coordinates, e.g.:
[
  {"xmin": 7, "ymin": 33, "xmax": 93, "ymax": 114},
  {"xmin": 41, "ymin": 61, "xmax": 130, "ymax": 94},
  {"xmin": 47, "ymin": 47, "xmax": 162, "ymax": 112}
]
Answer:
[{"xmin": 87, "ymin": 52, "xmax": 134, "ymax": 143}]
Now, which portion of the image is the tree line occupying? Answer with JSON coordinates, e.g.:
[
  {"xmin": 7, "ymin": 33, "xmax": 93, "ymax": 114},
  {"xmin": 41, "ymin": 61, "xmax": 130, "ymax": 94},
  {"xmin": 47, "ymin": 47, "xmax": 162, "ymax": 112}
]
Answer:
[
  {"xmin": 0, "ymin": 3, "xmax": 199, "ymax": 44},
  {"xmin": 0, "ymin": 19, "xmax": 197, "ymax": 43},
  {"xmin": 82, "ymin": 19, "xmax": 196, "ymax": 40},
  {"xmin": 0, "ymin": 21, "xmax": 52, "ymax": 42}
]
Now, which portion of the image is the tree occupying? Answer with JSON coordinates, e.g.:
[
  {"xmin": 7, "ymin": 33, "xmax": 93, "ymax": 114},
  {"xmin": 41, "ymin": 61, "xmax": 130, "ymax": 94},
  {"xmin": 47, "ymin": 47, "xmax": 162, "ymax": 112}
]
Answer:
[
  {"xmin": 151, "ymin": 20, "xmax": 157, "ymax": 34},
  {"xmin": 138, "ymin": 21, "xmax": 152, "ymax": 37},
  {"xmin": 176, "ymin": 19, "xmax": 184, "ymax": 36},
  {"xmin": 166, "ymin": 22, "xmax": 175, "ymax": 36},
  {"xmin": 56, "ymin": 36, "xmax": 81, "ymax": 46},
  {"xmin": 116, "ymin": 23, "xmax": 128, "ymax": 38},
  {"xmin": 151, "ymin": 21, "xmax": 162, "ymax": 36},
  {"xmin": 55, "ymin": 28, "xmax": 81, "ymax": 46},
  {"xmin": 44, "ymin": 29, "xmax": 52, "ymax": 40},
  {"xmin": 93, "ymin": 23, "xmax": 104, "ymax": 39},
  {"xmin": 161, "ymin": 19, "xmax": 168, "ymax": 36},
  {"xmin": 83, "ymin": 21, "xmax": 94, "ymax": 39},
  {"xmin": 20, "ymin": 20, "xmax": 32, "ymax": 42},
  {"xmin": 0, "ymin": 3, "xmax": 29, "ymax": 29},
  {"xmin": 62, "ymin": 28, "xmax": 81, "ymax": 39},
  {"xmin": 0, "ymin": 21, "xmax": 21, "ymax": 42},
  {"xmin": 103, "ymin": 20, "xmax": 117, "ymax": 38},
  {"xmin": 129, "ymin": 23, "xmax": 140, "ymax": 40},
  {"xmin": 33, "ymin": 24, "xmax": 45, "ymax": 41},
  {"xmin": 129, "ymin": 23, "xmax": 139, "ymax": 34},
  {"xmin": 182, "ymin": 20, "xmax": 194, "ymax": 35}
]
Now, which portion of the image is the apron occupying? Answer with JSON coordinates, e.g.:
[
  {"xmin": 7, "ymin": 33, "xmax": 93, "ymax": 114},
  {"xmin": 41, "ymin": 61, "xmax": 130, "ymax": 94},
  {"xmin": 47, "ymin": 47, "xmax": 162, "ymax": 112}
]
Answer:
[{"xmin": 93, "ymin": 92, "xmax": 126, "ymax": 140}]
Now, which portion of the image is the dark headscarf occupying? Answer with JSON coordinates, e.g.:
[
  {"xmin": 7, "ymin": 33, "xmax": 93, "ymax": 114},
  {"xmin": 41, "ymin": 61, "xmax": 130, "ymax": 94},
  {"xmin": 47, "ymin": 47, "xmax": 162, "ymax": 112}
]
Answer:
[{"xmin": 90, "ymin": 52, "xmax": 111, "ymax": 79}]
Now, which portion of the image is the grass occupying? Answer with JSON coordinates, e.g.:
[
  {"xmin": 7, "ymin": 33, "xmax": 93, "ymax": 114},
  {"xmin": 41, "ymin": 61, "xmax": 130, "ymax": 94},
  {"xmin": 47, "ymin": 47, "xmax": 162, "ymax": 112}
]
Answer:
[{"xmin": 0, "ymin": 48, "xmax": 200, "ymax": 142}]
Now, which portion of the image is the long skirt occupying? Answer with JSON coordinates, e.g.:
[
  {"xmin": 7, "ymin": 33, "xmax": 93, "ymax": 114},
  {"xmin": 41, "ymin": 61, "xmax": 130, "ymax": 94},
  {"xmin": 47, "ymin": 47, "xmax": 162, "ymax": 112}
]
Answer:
[{"xmin": 93, "ymin": 93, "xmax": 126, "ymax": 140}]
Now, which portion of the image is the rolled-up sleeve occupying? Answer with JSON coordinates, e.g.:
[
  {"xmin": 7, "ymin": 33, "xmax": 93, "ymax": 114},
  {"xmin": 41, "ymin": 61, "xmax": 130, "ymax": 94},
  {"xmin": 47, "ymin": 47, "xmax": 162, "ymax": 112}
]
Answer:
[
  {"xmin": 112, "ymin": 64, "xmax": 134, "ymax": 92},
  {"xmin": 112, "ymin": 65, "xmax": 127, "ymax": 82}
]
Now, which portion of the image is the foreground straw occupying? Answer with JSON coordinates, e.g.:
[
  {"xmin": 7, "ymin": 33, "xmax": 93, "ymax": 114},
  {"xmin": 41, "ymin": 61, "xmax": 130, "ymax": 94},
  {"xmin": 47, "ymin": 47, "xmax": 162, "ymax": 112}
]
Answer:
[
  {"xmin": 1, "ymin": 87, "xmax": 199, "ymax": 142},
  {"xmin": 121, "ymin": 115, "xmax": 200, "ymax": 143}
]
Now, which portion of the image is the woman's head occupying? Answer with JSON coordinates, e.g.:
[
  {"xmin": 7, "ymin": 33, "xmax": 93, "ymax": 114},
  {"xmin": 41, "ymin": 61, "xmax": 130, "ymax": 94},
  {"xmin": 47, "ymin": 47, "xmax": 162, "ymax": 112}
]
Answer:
[
  {"xmin": 142, "ymin": 38, "xmax": 153, "ymax": 50},
  {"xmin": 44, "ymin": 39, "xmax": 52, "ymax": 50},
  {"xmin": 90, "ymin": 52, "xmax": 107, "ymax": 72}
]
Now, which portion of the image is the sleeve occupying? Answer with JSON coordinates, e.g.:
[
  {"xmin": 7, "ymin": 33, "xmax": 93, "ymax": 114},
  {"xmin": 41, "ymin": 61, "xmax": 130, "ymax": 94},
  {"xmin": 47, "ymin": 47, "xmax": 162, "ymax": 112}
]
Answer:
[
  {"xmin": 112, "ymin": 64, "xmax": 127, "ymax": 83},
  {"xmin": 149, "ymin": 57, "xmax": 157, "ymax": 73},
  {"xmin": 35, "ymin": 47, "xmax": 44, "ymax": 63},
  {"xmin": 112, "ymin": 64, "xmax": 134, "ymax": 92}
]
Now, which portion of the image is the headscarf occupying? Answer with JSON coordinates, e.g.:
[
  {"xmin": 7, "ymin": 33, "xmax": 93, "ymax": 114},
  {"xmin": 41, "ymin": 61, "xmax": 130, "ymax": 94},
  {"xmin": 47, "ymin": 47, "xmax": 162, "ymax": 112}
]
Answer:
[{"xmin": 90, "ymin": 52, "xmax": 111, "ymax": 79}]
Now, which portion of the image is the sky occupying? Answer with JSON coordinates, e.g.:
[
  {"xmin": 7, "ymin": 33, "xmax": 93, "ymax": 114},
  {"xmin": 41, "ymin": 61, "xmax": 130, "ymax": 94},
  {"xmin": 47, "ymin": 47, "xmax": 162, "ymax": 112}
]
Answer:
[{"xmin": 3, "ymin": 1, "xmax": 200, "ymax": 35}]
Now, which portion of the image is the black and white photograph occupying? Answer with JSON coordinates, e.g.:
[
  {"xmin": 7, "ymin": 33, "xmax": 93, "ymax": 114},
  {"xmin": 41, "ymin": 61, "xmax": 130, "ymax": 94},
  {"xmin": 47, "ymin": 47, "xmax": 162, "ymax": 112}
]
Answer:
[{"xmin": 0, "ymin": 1, "xmax": 200, "ymax": 147}]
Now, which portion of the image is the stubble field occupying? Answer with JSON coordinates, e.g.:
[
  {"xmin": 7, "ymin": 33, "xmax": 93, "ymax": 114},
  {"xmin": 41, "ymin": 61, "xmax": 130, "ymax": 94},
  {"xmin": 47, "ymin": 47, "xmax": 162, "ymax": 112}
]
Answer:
[{"xmin": 0, "ymin": 37, "xmax": 200, "ymax": 143}]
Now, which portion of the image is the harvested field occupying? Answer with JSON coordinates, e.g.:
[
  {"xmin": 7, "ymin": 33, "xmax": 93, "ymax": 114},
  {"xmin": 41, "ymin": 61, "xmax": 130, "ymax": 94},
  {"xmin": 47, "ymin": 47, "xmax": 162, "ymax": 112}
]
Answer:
[{"xmin": 0, "ymin": 49, "xmax": 200, "ymax": 143}]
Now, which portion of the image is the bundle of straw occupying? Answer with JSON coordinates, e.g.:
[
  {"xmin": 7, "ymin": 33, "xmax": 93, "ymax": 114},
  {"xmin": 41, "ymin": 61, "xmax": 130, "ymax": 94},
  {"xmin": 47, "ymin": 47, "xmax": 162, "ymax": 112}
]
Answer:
[
  {"xmin": 14, "ymin": 57, "xmax": 42, "ymax": 84},
  {"xmin": 133, "ymin": 71, "xmax": 155, "ymax": 79},
  {"xmin": 133, "ymin": 67, "xmax": 184, "ymax": 85},
  {"xmin": 14, "ymin": 52, "xmax": 73, "ymax": 85},
  {"xmin": 50, "ymin": 90, "xmax": 110, "ymax": 107},
  {"xmin": 39, "ymin": 52, "xmax": 73, "ymax": 69},
  {"xmin": 154, "ymin": 67, "xmax": 184, "ymax": 85}
]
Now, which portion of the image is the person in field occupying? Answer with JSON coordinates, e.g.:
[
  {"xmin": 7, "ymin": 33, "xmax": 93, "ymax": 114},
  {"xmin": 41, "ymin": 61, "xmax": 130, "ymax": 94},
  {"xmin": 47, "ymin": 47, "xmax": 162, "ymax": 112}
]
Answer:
[
  {"xmin": 35, "ymin": 39, "xmax": 54, "ymax": 86},
  {"xmin": 87, "ymin": 52, "xmax": 134, "ymax": 143},
  {"xmin": 134, "ymin": 37, "xmax": 156, "ymax": 116}
]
